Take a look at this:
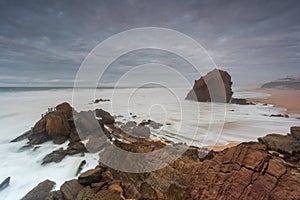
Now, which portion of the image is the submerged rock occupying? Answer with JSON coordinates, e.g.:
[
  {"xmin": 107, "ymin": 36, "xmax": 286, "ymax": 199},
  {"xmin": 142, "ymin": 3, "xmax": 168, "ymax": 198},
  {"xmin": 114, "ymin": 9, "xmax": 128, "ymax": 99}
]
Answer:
[
  {"xmin": 186, "ymin": 69, "xmax": 233, "ymax": 103},
  {"xmin": 0, "ymin": 177, "xmax": 10, "ymax": 192}
]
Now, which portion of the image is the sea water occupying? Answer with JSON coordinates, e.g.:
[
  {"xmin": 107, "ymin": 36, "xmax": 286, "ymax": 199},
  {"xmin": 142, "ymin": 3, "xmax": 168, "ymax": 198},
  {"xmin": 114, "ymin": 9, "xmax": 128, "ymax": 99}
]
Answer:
[{"xmin": 0, "ymin": 87, "xmax": 299, "ymax": 199}]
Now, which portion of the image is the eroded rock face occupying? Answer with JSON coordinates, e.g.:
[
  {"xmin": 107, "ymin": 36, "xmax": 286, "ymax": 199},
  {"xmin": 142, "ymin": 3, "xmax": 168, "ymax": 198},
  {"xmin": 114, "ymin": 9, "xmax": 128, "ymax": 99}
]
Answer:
[
  {"xmin": 26, "ymin": 133, "xmax": 300, "ymax": 200},
  {"xmin": 186, "ymin": 69, "xmax": 233, "ymax": 103},
  {"xmin": 29, "ymin": 102, "xmax": 73, "ymax": 145}
]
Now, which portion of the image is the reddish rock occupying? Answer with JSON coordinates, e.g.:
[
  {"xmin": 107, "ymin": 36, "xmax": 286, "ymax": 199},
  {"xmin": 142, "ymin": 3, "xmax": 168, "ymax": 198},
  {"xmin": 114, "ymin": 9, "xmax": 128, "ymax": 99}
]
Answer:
[
  {"xmin": 267, "ymin": 159, "xmax": 287, "ymax": 178},
  {"xmin": 186, "ymin": 69, "xmax": 233, "ymax": 103}
]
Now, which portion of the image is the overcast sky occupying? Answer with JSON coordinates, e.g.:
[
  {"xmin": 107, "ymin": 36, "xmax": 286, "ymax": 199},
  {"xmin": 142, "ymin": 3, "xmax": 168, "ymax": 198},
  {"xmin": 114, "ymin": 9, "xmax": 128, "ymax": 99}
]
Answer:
[{"xmin": 0, "ymin": 0, "xmax": 300, "ymax": 87}]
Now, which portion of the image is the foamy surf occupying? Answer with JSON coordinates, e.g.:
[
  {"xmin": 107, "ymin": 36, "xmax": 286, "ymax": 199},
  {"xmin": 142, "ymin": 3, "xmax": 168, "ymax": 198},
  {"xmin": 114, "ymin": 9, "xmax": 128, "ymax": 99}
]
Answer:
[{"xmin": 0, "ymin": 87, "xmax": 299, "ymax": 199}]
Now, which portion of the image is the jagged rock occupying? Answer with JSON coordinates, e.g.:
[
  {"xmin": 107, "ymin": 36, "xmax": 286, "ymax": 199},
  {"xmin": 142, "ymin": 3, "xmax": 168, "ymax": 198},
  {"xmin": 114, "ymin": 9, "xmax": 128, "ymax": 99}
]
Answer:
[
  {"xmin": 22, "ymin": 180, "xmax": 55, "ymax": 200},
  {"xmin": 56, "ymin": 102, "xmax": 74, "ymax": 120},
  {"xmin": 258, "ymin": 133, "xmax": 300, "ymax": 155},
  {"xmin": 10, "ymin": 130, "xmax": 32, "ymax": 143},
  {"xmin": 42, "ymin": 142, "xmax": 86, "ymax": 165},
  {"xmin": 42, "ymin": 148, "xmax": 66, "ymax": 165},
  {"xmin": 66, "ymin": 142, "xmax": 87, "ymax": 155},
  {"xmin": 95, "ymin": 109, "xmax": 115, "ymax": 124},
  {"xmin": 186, "ymin": 69, "xmax": 233, "ymax": 103},
  {"xmin": 60, "ymin": 179, "xmax": 84, "ymax": 200},
  {"xmin": 139, "ymin": 182, "xmax": 159, "ymax": 200},
  {"xmin": 78, "ymin": 168, "xmax": 103, "ymax": 186},
  {"xmin": 123, "ymin": 183, "xmax": 141, "ymax": 199},
  {"xmin": 166, "ymin": 183, "xmax": 192, "ymax": 200}
]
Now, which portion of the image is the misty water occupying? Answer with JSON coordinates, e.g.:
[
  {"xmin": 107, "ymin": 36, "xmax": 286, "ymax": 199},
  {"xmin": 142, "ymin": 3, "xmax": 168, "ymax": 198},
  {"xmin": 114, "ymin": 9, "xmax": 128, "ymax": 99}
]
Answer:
[{"xmin": 0, "ymin": 87, "xmax": 299, "ymax": 199}]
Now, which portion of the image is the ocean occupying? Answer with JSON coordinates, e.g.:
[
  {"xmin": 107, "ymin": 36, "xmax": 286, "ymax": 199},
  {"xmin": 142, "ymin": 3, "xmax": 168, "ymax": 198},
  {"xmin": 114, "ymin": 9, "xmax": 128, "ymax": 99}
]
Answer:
[{"xmin": 0, "ymin": 87, "xmax": 299, "ymax": 199}]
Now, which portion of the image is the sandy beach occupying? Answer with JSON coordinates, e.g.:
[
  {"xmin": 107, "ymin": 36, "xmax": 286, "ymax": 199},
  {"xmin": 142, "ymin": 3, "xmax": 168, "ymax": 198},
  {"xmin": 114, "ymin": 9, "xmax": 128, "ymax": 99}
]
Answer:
[{"xmin": 248, "ymin": 88, "xmax": 300, "ymax": 114}]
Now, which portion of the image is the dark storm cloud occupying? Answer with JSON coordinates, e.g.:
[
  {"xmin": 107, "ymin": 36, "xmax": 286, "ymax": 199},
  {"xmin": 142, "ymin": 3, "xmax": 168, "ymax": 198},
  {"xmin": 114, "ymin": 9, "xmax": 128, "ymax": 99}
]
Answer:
[{"xmin": 0, "ymin": 0, "xmax": 299, "ymax": 86}]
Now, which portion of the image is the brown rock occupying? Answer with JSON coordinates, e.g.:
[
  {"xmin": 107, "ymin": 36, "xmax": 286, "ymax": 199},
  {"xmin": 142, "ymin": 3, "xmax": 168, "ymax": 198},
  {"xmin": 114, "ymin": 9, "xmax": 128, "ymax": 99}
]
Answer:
[
  {"xmin": 60, "ymin": 179, "xmax": 84, "ymax": 200},
  {"xmin": 139, "ymin": 182, "xmax": 159, "ymax": 200},
  {"xmin": 42, "ymin": 148, "xmax": 66, "ymax": 165},
  {"xmin": 123, "ymin": 183, "xmax": 141, "ymax": 199},
  {"xmin": 166, "ymin": 183, "xmax": 192, "ymax": 200},
  {"xmin": 102, "ymin": 171, "xmax": 114, "ymax": 182},
  {"xmin": 291, "ymin": 126, "xmax": 300, "ymax": 140},
  {"xmin": 78, "ymin": 168, "xmax": 102, "ymax": 186},
  {"xmin": 270, "ymin": 171, "xmax": 300, "ymax": 200},
  {"xmin": 259, "ymin": 133, "xmax": 300, "ymax": 154},
  {"xmin": 267, "ymin": 159, "xmax": 286, "ymax": 178},
  {"xmin": 45, "ymin": 113, "xmax": 70, "ymax": 142},
  {"xmin": 56, "ymin": 102, "xmax": 74, "ymax": 119},
  {"xmin": 22, "ymin": 180, "xmax": 55, "ymax": 200},
  {"xmin": 95, "ymin": 109, "xmax": 115, "ymax": 124},
  {"xmin": 186, "ymin": 69, "xmax": 233, "ymax": 103}
]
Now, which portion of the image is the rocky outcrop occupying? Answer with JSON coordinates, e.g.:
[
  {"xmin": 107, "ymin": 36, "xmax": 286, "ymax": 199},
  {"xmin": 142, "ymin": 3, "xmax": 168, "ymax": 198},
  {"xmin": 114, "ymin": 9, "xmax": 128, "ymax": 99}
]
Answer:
[
  {"xmin": 18, "ymin": 103, "xmax": 300, "ymax": 199},
  {"xmin": 34, "ymin": 126, "xmax": 300, "ymax": 200},
  {"xmin": 22, "ymin": 179, "xmax": 55, "ymax": 200},
  {"xmin": 27, "ymin": 102, "xmax": 74, "ymax": 145},
  {"xmin": 186, "ymin": 69, "xmax": 233, "ymax": 103},
  {"xmin": 12, "ymin": 103, "xmax": 117, "ymax": 164},
  {"xmin": 258, "ymin": 126, "xmax": 300, "ymax": 164}
]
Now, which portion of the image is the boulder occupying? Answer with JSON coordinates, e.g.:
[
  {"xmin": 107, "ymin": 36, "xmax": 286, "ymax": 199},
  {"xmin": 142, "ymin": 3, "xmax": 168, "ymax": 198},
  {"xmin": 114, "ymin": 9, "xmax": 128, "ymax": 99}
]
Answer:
[
  {"xmin": 29, "ymin": 111, "xmax": 71, "ymax": 145},
  {"xmin": 258, "ymin": 133, "xmax": 300, "ymax": 155},
  {"xmin": 186, "ymin": 69, "xmax": 233, "ymax": 103},
  {"xmin": 60, "ymin": 179, "xmax": 84, "ymax": 200},
  {"xmin": 95, "ymin": 109, "xmax": 115, "ymax": 124},
  {"xmin": 41, "ymin": 148, "xmax": 67, "ymax": 165},
  {"xmin": 22, "ymin": 180, "xmax": 55, "ymax": 200},
  {"xmin": 78, "ymin": 168, "xmax": 103, "ymax": 186}
]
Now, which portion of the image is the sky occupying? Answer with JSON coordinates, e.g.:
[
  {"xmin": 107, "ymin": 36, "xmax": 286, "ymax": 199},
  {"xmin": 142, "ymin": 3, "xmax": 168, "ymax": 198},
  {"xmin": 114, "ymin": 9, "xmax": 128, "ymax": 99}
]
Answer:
[{"xmin": 0, "ymin": 0, "xmax": 300, "ymax": 87}]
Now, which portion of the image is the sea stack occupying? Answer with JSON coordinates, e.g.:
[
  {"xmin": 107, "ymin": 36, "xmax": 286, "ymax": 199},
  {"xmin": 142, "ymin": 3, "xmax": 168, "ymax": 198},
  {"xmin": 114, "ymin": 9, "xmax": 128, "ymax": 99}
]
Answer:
[{"xmin": 186, "ymin": 69, "xmax": 233, "ymax": 103}]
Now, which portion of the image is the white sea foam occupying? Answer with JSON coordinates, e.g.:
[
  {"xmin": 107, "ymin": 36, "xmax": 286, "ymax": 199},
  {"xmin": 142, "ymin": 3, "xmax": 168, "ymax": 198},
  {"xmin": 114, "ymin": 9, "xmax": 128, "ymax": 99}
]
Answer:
[{"xmin": 0, "ymin": 88, "xmax": 299, "ymax": 199}]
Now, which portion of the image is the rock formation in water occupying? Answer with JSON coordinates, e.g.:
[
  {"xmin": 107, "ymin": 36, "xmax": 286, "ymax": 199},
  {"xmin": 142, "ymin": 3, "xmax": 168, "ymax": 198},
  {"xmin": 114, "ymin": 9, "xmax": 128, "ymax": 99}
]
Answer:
[
  {"xmin": 186, "ymin": 69, "xmax": 233, "ymax": 103},
  {"xmin": 14, "ymin": 103, "xmax": 300, "ymax": 199},
  {"xmin": 23, "ymin": 122, "xmax": 300, "ymax": 199}
]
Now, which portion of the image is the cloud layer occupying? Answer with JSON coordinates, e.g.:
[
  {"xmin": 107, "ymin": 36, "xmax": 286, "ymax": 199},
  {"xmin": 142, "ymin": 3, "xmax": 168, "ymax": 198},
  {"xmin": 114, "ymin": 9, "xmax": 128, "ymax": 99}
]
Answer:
[{"xmin": 0, "ymin": 0, "xmax": 299, "ymax": 86}]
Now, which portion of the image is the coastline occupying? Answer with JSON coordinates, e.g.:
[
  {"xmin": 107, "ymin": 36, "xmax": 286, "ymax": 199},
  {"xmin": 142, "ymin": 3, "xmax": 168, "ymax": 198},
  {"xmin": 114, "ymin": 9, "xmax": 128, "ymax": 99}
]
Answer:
[{"xmin": 247, "ymin": 88, "xmax": 300, "ymax": 115}]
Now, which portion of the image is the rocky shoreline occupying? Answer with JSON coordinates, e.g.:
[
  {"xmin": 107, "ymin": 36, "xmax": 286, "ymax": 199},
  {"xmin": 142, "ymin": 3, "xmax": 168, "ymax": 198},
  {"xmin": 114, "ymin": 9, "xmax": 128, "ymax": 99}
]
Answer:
[{"xmin": 6, "ymin": 102, "xmax": 300, "ymax": 200}]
